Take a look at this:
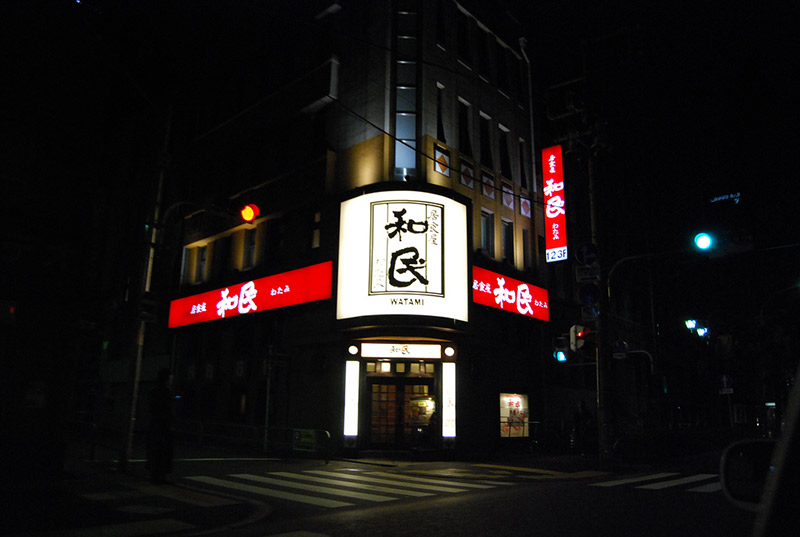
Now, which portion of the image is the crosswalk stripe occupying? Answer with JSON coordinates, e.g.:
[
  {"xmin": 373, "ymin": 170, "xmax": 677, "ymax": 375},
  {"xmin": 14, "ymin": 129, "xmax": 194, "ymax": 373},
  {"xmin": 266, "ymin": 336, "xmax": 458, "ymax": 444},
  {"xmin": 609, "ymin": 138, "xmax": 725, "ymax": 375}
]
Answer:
[
  {"xmin": 233, "ymin": 473, "xmax": 396, "ymax": 502},
  {"xmin": 185, "ymin": 476, "xmax": 354, "ymax": 508},
  {"xmin": 636, "ymin": 473, "xmax": 718, "ymax": 490},
  {"xmin": 590, "ymin": 472, "xmax": 680, "ymax": 487},
  {"xmin": 271, "ymin": 471, "xmax": 434, "ymax": 497},
  {"xmin": 474, "ymin": 464, "xmax": 562, "ymax": 475},
  {"xmin": 688, "ymin": 481, "xmax": 723, "ymax": 493},
  {"xmin": 306, "ymin": 470, "xmax": 469, "ymax": 493},
  {"xmin": 367, "ymin": 471, "xmax": 497, "ymax": 489}
]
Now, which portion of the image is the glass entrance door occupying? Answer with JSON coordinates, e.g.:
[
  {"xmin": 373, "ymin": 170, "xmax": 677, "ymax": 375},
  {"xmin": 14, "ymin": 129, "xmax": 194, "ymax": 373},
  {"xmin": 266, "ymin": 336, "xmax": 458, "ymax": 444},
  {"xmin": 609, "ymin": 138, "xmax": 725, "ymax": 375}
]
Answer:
[{"xmin": 369, "ymin": 379, "xmax": 435, "ymax": 448}]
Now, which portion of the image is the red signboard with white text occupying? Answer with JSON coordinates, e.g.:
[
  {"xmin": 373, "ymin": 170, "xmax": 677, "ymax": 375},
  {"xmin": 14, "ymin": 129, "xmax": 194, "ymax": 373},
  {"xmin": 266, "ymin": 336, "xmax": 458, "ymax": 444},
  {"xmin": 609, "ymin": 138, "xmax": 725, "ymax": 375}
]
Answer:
[
  {"xmin": 168, "ymin": 261, "xmax": 333, "ymax": 328},
  {"xmin": 542, "ymin": 145, "xmax": 568, "ymax": 262},
  {"xmin": 472, "ymin": 266, "xmax": 549, "ymax": 321}
]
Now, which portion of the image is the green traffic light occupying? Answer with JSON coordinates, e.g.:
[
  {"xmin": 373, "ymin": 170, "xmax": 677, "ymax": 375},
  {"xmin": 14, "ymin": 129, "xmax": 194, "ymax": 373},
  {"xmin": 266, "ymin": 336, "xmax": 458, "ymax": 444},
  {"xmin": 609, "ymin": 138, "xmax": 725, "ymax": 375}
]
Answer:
[
  {"xmin": 554, "ymin": 350, "xmax": 567, "ymax": 362},
  {"xmin": 694, "ymin": 232, "xmax": 713, "ymax": 250}
]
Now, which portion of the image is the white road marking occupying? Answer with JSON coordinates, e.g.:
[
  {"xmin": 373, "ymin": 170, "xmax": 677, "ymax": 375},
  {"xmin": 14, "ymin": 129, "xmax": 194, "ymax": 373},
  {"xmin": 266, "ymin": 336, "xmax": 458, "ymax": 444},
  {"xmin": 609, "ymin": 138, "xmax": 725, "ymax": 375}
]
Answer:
[
  {"xmin": 271, "ymin": 471, "xmax": 434, "ymax": 497},
  {"xmin": 636, "ymin": 473, "xmax": 718, "ymax": 490},
  {"xmin": 185, "ymin": 476, "xmax": 353, "ymax": 508},
  {"xmin": 590, "ymin": 473, "xmax": 680, "ymax": 487},
  {"xmin": 233, "ymin": 473, "xmax": 395, "ymax": 503},
  {"xmin": 305, "ymin": 470, "xmax": 469, "ymax": 493}
]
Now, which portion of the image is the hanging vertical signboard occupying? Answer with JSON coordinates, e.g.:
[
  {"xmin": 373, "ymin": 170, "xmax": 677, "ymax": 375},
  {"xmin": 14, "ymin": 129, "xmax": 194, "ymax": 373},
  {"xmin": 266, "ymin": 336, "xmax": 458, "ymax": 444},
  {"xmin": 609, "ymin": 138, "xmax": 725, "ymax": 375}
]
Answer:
[{"xmin": 542, "ymin": 145, "xmax": 568, "ymax": 262}]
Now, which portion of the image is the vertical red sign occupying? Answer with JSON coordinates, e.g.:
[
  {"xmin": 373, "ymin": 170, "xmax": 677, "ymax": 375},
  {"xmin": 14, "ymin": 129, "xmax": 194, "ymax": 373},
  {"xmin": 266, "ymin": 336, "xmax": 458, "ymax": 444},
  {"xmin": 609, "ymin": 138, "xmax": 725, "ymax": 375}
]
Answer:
[{"xmin": 542, "ymin": 145, "xmax": 568, "ymax": 263}]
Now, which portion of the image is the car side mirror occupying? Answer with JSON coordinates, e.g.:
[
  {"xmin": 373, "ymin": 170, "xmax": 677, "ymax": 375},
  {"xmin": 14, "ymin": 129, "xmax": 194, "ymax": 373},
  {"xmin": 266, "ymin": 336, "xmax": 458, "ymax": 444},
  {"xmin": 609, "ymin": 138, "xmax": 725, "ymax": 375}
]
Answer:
[{"xmin": 720, "ymin": 439, "xmax": 777, "ymax": 511}]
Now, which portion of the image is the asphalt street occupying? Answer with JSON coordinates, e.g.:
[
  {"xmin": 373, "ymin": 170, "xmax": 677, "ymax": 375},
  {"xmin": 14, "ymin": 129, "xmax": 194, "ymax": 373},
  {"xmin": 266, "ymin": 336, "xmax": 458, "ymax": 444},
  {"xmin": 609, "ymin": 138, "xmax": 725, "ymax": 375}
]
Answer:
[{"xmin": 3, "ymin": 438, "xmax": 756, "ymax": 537}]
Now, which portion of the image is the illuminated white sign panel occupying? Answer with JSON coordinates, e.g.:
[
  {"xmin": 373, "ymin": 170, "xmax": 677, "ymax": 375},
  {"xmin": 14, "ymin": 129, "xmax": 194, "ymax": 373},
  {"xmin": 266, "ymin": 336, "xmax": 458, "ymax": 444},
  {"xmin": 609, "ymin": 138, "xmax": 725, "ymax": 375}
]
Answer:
[
  {"xmin": 360, "ymin": 343, "xmax": 442, "ymax": 359},
  {"xmin": 442, "ymin": 362, "xmax": 456, "ymax": 438},
  {"xmin": 343, "ymin": 361, "xmax": 360, "ymax": 437},
  {"xmin": 337, "ymin": 190, "xmax": 468, "ymax": 322}
]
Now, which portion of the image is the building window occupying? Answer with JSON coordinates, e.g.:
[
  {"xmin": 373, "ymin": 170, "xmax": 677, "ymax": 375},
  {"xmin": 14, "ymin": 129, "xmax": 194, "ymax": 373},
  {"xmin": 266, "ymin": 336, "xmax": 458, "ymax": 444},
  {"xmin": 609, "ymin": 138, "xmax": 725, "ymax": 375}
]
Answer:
[
  {"xmin": 499, "ymin": 124, "xmax": 511, "ymax": 179},
  {"xmin": 435, "ymin": 0, "xmax": 446, "ymax": 49},
  {"xmin": 478, "ymin": 31, "xmax": 492, "ymax": 81},
  {"xmin": 495, "ymin": 41, "xmax": 509, "ymax": 94},
  {"xmin": 479, "ymin": 112, "xmax": 493, "ymax": 169},
  {"xmin": 500, "ymin": 393, "xmax": 529, "ymax": 438},
  {"xmin": 194, "ymin": 245, "xmax": 207, "ymax": 284},
  {"xmin": 481, "ymin": 171, "xmax": 495, "ymax": 199},
  {"xmin": 436, "ymin": 83, "xmax": 446, "ymax": 143},
  {"xmin": 460, "ymin": 160, "xmax": 474, "ymax": 188},
  {"xmin": 501, "ymin": 181, "xmax": 514, "ymax": 210},
  {"xmin": 434, "ymin": 145, "xmax": 450, "ymax": 177},
  {"xmin": 457, "ymin": 12, "xmax": 471, "ymax": 66},
  {"xmin": 519, "ymin": 138, "xmax": 530, "ymax": 191},
  {"xmin": 481, "ymin": 210, "xmax": 494, "ymax": 257},
  {"xmin": 397, "ymin": 86, "xmax": 416, "ymax": 113},
  {"xmin": 458, "ymin": 98, "xmax": 472, "ymax": 157},
  {"xmin": 502, "ymin": 219, "xmax": 514, "ymax": 263},
  {"xmin": 311, "ymin": 211, "xmax": 321, "ymax": 249}
]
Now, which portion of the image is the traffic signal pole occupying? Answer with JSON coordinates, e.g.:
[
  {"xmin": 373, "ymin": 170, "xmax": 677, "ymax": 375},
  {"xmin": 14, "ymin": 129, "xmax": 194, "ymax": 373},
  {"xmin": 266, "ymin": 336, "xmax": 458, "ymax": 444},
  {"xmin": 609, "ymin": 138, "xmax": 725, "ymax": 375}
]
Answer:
[{"xmin": 120, "ymin": 105, "xmax": 172, "ymax": 470}]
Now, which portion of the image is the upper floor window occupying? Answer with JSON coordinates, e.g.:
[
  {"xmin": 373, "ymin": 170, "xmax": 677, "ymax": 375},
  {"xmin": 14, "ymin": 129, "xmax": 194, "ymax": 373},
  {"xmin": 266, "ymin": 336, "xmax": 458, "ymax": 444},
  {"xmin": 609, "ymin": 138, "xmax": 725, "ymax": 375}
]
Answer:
[
  {"xmin": 457, "ymin": 12, "xmax": 472, "ymax": 66},
  {"xmin": 499, "ymin": 124, "xmax": 512, "ymax": 179},
  {"xmin": 195, "ymin": 245, "xmax": 207, "ymax": 284},
  {"xmin": 458, "ymin": 98, "xmax": 473, "ymax": 157},
  {"xmin": 311, "ymin": 211, "xmax": 321, "ymax": 249},
  {"xmin": 480, "ymin": 210, "xmax": 495, "ymax": 257},
  {"xmin": 436, "ymin": 83, "xmax": 446, "ymax": 143},
  {"xmin": 502, "ymin": 219, "xmax": 514, "ymax": 264},
  {"xmin": 519, "ymin": 138, "xmax": 530, "ymax": 191},
  {"xmin": 479, "ymin": 112, "xmax": 493, "ymax": 169}
]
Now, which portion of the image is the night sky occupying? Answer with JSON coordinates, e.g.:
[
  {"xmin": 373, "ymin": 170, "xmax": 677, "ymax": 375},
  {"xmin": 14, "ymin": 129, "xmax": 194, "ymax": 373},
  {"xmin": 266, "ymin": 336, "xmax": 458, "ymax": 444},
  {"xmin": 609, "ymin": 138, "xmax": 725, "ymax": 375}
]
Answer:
[
  {"xmin": 527, "ymin": 1, "xmax": 797, "ymax": 251},
  {"xmin": 1, "ymin": 1, "xmax": 797, "ymax": 315}
]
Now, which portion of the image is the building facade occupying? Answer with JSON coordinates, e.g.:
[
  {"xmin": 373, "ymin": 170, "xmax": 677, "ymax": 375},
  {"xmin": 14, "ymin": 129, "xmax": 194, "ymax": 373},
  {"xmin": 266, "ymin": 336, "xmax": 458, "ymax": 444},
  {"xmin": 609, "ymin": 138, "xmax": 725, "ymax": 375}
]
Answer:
[{"xmin": 159, "ymin": 0, "xmax": 551, "ymax": 456}]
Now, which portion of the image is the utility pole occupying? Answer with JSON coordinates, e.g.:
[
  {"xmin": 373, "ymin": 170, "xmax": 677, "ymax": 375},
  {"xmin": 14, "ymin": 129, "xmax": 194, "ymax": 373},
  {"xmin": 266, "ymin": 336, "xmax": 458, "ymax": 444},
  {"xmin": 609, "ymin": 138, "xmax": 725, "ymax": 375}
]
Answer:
[{"xmin": 119, "ymin": 104, "xmax": 172, "ymax": 470}]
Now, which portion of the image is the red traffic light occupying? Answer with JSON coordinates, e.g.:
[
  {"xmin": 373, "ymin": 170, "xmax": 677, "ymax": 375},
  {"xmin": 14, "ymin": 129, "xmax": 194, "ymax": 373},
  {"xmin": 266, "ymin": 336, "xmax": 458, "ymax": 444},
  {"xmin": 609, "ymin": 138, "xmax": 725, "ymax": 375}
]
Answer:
[{"xmin": 240, "ymin": 204, "xmax": 260, "ymax": 222}]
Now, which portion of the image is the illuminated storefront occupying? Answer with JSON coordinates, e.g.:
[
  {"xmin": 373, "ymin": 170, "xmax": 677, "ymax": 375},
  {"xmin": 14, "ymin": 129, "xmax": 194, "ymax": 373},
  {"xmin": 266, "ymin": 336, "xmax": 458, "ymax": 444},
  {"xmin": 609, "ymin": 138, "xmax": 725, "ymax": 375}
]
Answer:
[{"xmin": 337, "ymin": 186, "xmax": 467, "ymax": 450}]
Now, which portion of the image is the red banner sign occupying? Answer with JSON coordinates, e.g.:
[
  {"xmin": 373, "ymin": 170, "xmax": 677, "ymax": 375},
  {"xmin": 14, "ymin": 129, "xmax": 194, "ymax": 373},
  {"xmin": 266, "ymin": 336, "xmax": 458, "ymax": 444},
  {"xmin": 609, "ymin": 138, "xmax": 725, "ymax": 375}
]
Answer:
[
  {"xmin": 168, "ymin": 261, "xmax": 333, "ymax": 328},
  {"xmin": 472, "ymin": 266, "xmax": 549, "ymax": 321},
  {"xmin": 542, "ymin": 145, "xmax": 568, "ymax": 262}
]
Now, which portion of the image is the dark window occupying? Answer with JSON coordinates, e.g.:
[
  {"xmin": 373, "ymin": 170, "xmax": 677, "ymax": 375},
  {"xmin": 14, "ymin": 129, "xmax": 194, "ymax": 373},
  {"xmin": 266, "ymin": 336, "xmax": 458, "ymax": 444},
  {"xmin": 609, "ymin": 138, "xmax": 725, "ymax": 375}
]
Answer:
[
  {"xmin": 457, "ymin": 13, "xmax": 472, "ymax": 65},
  {"xmin": 478, "ymin": 31, "xmax": 492, "ymax": 80},
  {"xmin": 458, "ymin": 100, "xmax": 472, "ymax": 157},
  {"xmin": 523, "ymin": 228, "xmax": 532, "ymax": 268},
  {"xmin": 195, "ymin": 245, "xmax": 207, "ymax": 283},
  {"xmin": 519, "ymin": 138, "xmax": 530, "ymax": 190},
  {"xmin": 502, "ymin": 220, "xmax": 514, "ymax": 263},
  {"xmin": 495, "ymin": 41, "xmax": 509, "ymax": 93},
  {"xmin": 480, "ymin": 114, "xmax": 493, "ymax": 169},
  {"xmin": 499, "ymin": 127, "xmax": 511, "ymax": 179},
  {"xmin": 436, "ymin": 85, "xmax": 446, "ymax": 143},
  {"xmin": 481, "ymin": 210, "xmax": 494, "ymax": 257}
]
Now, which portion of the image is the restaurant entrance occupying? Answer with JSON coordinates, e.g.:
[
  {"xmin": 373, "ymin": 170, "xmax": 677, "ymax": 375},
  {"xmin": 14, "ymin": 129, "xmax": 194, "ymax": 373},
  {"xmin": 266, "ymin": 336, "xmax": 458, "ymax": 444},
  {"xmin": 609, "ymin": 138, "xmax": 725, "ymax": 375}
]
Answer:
[{"xmin": 368, "ymin": 377, "xmax": 436, "ymax": 448}]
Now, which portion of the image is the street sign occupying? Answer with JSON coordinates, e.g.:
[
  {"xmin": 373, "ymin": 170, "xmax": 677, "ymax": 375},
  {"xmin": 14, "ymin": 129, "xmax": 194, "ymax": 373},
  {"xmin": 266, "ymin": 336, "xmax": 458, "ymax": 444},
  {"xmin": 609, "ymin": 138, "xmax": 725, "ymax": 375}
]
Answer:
[{"xmin": 718, "ymin": 374, "xmax": 734, "ymax": 394}]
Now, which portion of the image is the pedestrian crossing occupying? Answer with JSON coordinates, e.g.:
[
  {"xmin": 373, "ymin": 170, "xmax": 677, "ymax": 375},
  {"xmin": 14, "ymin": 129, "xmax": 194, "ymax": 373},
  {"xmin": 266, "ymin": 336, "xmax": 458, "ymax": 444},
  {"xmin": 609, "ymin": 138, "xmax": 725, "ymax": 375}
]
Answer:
[
  {"xmin": 589, "ymin": 472, "xmax": 722, "ymax": 492},
  {"xmin": 185, "ymin": 469, "xmax": 513, "ymax": 509}
]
